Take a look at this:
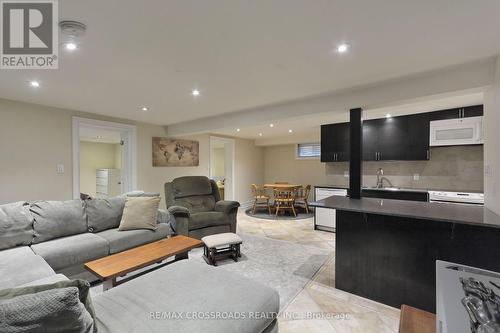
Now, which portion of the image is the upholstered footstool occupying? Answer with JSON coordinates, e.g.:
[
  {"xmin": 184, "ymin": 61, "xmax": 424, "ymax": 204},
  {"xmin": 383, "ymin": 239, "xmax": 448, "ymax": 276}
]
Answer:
[{"xmin": 202, "ymin": 233, "xmax": 242, "ymax": 266}]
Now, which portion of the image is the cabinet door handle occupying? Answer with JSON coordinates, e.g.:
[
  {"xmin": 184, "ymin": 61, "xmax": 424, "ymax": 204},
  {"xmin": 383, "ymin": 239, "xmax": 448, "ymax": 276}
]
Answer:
[
  {"xmin": 427, "ymin": 150, "xmax": 430, "ymax": 160},
  {"xmin": 378, "ymin": 152, "xmax": 381, "ymax": 160}
]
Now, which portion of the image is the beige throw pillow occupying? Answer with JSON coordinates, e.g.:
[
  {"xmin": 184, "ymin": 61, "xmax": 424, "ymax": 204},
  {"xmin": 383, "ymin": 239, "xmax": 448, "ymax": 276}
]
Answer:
[{"xmin": 118, "ymin": 196, "xmax": 160, "ymax": 231}]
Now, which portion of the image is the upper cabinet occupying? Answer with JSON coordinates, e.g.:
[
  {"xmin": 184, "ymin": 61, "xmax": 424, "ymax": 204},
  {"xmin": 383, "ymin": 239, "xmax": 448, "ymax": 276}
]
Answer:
[
  {"xmin": 321, "ymin": 122, "xmax": 350, "ymax": 162},
  {"xmin": 321, "ymin": 105, "xmax": 482, "ymax": 162}
]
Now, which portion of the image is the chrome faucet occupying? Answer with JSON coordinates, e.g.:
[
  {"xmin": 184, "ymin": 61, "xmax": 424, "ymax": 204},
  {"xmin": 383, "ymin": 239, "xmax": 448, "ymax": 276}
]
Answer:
[{"xmin": 376, "ymin": 168, "xmax": 384, "ymax": 188}]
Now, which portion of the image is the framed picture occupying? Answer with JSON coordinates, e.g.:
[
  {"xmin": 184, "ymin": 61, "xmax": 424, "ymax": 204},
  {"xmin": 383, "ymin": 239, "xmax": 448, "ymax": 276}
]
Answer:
[{"xmin": 152, "ymin": 137, "xmax": 199, "ymax": 167}]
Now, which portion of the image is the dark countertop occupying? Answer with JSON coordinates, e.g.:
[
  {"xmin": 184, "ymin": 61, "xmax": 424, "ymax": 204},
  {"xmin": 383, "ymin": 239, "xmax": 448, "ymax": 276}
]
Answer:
[
  {"xmin": 314, "ymin": 185, "xmax": 483, "ymax": 194},
  {"xmin": 310, "ymin": 196, "xmax": 500, "ymax": 228}
]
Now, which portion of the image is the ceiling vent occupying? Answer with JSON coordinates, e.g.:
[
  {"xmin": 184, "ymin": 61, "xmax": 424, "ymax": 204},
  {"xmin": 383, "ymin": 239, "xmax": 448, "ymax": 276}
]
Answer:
[{"xmin": 59, "ymin": 20, "xmax": 86, "ymax": 38}]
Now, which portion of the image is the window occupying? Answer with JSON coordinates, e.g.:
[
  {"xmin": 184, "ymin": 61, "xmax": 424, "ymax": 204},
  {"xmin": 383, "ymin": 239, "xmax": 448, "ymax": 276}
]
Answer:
[{"xmin": 296, "ymin": 143, "xmax": 320, "ymax": 159}]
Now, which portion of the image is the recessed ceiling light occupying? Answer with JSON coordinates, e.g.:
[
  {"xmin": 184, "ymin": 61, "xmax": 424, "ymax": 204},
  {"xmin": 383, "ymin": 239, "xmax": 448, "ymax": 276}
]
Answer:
[
  {"xmin": 337, "ymin": 43, "xmax": 350, "ymax": 53},
  {"xmin": 288, "ymin": 129, "xmax": 293, "ymax": 133},
  {"xmin": 269, "ymin": 124, "xmax": 274, "ymax": 128},
  {"xmin": 258, "ymin": 133, "xmax": 263, "ymax": 137},
  {"xmin": 236, "ymin": 128, "xmax": 241, "ymax": 132},
  {"xmin": 29, "ymin": 81, "xmax": 40, "ymax": 88},
  {"xmin": 65, "ymin": 42, "xmax": 77, "ymax": 51},
  {"xmin": 385, "ymin": 114, "xmax": 392, "ymax": 118},
  {"xmin": 192, "ymin": 89, "xmax": 200, "ymax": 97},
  {"xmin": 141, "ymin": 107, "xmax": 149, "ymax": 112}
]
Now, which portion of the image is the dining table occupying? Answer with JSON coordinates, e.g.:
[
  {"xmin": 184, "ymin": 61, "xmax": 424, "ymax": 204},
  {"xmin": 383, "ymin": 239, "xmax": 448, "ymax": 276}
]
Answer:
[{"xmin": 263, "ymin": 183, "xmax": 302, "ymax": 190}]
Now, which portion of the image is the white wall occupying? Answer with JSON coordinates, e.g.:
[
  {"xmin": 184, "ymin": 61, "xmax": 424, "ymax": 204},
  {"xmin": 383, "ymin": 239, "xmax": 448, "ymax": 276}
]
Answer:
[
  {"xmin": 484, "ymin": 56, "xmax": 500, "ymax": 215},
  {"xmin": 210, "ymin": 148, "xmax": 225, "ymax": 178},
  {"xmin": 80, "ymin": 142, "xmax": 121, "ymax": 197},
  {"xmin": 234, "ymin": 138, "xmax": 264, "ymax": 206}
]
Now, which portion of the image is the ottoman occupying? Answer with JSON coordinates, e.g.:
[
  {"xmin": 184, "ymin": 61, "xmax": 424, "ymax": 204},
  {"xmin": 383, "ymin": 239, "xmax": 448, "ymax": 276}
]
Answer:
[{"xmin": 202, "ymin": 233, "xmax": 242, "ymax": 266}]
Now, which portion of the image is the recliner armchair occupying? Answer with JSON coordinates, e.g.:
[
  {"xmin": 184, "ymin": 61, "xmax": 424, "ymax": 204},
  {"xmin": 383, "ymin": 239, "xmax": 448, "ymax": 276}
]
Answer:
[{"xmin": 165, "ymin": 176, "xmax": 240, "ymax": 239}]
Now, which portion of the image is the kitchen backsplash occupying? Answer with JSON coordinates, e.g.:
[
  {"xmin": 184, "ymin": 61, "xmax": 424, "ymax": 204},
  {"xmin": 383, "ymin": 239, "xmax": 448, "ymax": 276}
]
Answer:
[{"xmin": 324, "ymin": 145, "xmax": 484, "ymax": 192}]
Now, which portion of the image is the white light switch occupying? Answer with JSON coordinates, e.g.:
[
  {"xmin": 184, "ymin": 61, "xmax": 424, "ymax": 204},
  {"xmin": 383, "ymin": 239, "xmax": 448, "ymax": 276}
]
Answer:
[
  {"xmin": 413, "ymin": 173, "xmax": 420, "ymax": 181},
  {"xmin": 57, "ymin": 164, "xmax": 65, "ymax": 174},
  {"xmin": 484, "ymin": 164, "xmax": 493, "ymax": 177}
]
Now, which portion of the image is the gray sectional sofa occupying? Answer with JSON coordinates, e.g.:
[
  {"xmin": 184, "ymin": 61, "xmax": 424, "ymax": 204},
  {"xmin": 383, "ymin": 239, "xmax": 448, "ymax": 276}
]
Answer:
[{"xmin": 0, "ymin": 196, "xmax": 279, "ymax": 332}]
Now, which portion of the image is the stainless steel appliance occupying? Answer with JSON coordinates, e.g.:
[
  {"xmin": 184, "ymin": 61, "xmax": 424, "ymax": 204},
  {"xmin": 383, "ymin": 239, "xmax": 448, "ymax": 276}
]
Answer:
[
  {"xmin": 430, "ymin": 116, "xmax": 483, "ymax": 147},
  {"xmin": 429, "ymin": 191, "xmax": 484, "ymax": 205}
]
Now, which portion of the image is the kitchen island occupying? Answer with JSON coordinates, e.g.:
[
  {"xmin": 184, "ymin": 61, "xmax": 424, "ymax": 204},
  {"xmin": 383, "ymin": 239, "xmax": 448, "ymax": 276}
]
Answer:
[{"xmin": 310, "ymin": 196, "xmax": 500, "ymax": 313}]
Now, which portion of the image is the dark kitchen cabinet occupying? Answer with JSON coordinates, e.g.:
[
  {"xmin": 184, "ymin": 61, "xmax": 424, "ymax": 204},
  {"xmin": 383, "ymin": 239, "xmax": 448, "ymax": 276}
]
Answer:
[
  {"xmin": 321, "ymin": 122, "xmax": 350, "ymax": 162},
  {"xmin": 362, "ymin": 115, "xmax": 428, "ymax": 161},
  {"xmin": 428, "ymin": 105, "xmax": 483, "ymax": 121}
]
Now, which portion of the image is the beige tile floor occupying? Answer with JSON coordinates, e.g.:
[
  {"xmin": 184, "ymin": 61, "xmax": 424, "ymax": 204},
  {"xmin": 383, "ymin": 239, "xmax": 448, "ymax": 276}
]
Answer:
[{"xmin": 237, "ymin": 211, "xmax": 400, "ymax": 333}]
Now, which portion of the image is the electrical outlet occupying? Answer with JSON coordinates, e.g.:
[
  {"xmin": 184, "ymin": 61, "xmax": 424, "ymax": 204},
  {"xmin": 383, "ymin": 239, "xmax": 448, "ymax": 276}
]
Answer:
[
  {"xmin": 344, "ymin": 171, "xmax": 349, "ymax": 178},
  {"xmin": 413, "ymin": 173, "xmax": 420, "ymax": 181},
  {"xmin": 57, "ymin": 164, "xmax": 64, "ymax": 174}
]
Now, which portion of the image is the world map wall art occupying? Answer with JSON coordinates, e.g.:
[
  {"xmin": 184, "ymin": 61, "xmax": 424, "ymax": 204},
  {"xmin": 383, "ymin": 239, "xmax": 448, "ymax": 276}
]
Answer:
[{"xmin": 152, "ymin": 137, "xmax": 199, "ymax": 167}]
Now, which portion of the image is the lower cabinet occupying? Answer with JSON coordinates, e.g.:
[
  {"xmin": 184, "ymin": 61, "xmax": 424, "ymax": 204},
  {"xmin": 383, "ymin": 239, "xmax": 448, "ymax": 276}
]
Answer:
[{"xmin": 314, "ymin": 187, "xmax": 348, "ymax": 231}]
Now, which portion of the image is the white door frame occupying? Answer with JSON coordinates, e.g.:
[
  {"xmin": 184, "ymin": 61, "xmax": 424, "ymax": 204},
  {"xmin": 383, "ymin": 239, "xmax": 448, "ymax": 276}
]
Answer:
[
  {"xmin": 72, "ymin": 117, "xmax": 137, "ymax": 199},
  {"xmin": 209, "ymin": 136, "xmax": 235, "ymax": 201}
]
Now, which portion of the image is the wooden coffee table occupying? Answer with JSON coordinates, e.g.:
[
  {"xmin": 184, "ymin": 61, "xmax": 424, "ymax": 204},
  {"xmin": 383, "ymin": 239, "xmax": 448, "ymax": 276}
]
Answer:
[{"xmin": 85, "ymin": 235, "xmax": 202, "ymax": 290}]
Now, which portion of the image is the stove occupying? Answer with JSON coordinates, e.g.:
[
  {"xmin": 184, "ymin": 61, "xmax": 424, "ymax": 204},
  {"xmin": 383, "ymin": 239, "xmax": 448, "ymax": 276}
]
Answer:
[{"xmin": 429, "ymin": 191, "xmax": 484, "ymax": 205}]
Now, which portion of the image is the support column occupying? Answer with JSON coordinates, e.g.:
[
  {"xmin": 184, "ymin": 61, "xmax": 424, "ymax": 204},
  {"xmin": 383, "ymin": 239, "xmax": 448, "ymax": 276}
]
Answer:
[{"xmin": 349, "ymin": 108, "xmax": 363, "ymax": 199}]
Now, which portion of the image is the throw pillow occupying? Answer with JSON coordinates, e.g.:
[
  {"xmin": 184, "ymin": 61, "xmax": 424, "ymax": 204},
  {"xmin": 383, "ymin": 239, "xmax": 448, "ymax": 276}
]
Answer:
[
  {"xmin": 0, "ymin": 279, "xmax": 96, "ymax": 333},
  {"xmin": 118, "ymin": 196, "xmax": 160, "ymax": 231}
]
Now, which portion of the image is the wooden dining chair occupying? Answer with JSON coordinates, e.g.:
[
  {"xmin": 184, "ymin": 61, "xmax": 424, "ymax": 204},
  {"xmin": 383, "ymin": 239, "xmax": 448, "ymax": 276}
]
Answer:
[
  {"xmin": 294, "ymin": 185, "xmax": 311, "ymax": 213},
  {"xmin": 274, "ymin": 187, "xmax": 296, "ymax": 217},
  {"xmin": 251, "ymin": 184, "xmax": 272, "ymax": 215}
]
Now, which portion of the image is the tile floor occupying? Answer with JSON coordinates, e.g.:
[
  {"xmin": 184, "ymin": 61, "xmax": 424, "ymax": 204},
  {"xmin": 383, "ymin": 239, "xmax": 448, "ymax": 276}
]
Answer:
[{"xmin": 237, "ymin": 211, "xmax": 401, "ymax": 333}]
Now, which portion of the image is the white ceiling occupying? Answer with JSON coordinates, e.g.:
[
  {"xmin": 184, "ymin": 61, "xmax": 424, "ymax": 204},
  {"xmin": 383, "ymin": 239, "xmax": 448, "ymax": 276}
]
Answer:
[
  {"xmin": 214, "ymin": 92, "xmax": 484, "ymax": 144},
  {"xmin": 1, "ymin": 0, "xmax": 499, "ymax": 126}
]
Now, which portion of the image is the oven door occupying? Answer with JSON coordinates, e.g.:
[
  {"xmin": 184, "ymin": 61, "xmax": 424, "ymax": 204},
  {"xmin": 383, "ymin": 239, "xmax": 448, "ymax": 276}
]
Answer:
[{"xmin": 430, "ymin": 116, "xmax": 483, "ymax": 147}]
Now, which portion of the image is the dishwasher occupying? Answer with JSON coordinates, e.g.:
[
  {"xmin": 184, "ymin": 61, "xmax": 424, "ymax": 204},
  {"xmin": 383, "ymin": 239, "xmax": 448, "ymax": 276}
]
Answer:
[{"xmin": 314, "ymin": 187, "xmax": 348, "ymax": 232}]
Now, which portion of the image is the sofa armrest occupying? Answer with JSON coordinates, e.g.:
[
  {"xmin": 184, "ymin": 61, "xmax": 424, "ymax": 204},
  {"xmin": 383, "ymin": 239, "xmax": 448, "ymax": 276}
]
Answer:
[
  {"xmin": 167, "ymin": 205, "xmax": 190, "ymax": 217},
  {"xmin": 215, "ymin": 200, "xmax": 240, "ymax": 214},
  {"xmin": 157, "ymin": 209, "xmax": 171, "ymax": 224}
]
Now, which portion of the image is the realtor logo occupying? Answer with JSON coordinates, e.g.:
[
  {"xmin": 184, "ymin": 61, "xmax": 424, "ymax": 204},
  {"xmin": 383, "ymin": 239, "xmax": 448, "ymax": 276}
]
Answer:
[{"xmin": 1, "ymin": 0, "xmax": 58, "ymax": 69}]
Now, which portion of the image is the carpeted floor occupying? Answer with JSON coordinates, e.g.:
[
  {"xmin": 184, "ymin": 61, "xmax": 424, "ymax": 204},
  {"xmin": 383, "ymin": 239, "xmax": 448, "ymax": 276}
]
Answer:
[{"xmin": 189, "ymin": 233, "xmax": 329, "ymax": 309}]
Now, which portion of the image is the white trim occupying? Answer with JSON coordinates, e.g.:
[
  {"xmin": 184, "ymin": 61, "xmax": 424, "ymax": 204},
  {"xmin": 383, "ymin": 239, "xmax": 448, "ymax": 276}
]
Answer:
[
  {"xmin": 209, "ymin": 136, "xmax": 236, "ymax": 201},
  {"xmin": 72, "ymin": 117, "xmax": 137, "ymax": 199},
  {"xmin": 295, "ymin": 142, "xmax": 321, "ymax": 160}
]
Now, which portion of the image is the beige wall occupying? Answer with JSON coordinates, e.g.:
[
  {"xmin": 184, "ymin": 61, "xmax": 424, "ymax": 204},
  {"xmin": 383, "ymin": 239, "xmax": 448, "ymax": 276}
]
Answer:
[
  {"xmin": 80, "ymin": 142, "xmax": 121, "ymax": 197},
  {"xmin": 484, "ymin": 56, "xmax": 500, "ymax": 215},
  {"xmin": 0, "ymin": 98, "xmax": 209, "ymax": 207},
  {"xmin": 234, "ymin": 138, "xmax": 265, "ymax": 206},
  {"xmin": 263, "ymin": 144, "xmax": 484, "ymax": 193}
]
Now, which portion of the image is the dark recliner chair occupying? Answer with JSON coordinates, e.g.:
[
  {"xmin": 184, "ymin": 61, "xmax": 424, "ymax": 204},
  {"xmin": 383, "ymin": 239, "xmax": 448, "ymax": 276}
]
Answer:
[{"xmin": 165, "ymin": 176, "xmax": 240, "ymax": 239}]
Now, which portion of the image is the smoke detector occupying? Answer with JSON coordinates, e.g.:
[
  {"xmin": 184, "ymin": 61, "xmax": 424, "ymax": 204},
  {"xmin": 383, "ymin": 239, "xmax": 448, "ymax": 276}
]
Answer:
[{"xmin": 59, "ymin": 20, "xmax": 86, "ymax": 38}]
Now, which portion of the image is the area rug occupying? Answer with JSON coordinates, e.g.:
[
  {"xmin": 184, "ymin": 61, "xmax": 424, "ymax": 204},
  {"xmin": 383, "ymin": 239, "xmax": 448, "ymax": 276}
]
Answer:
[
  {"xmin": 188, "ymin": 233, "xmax": 330, "ymax": 309},
  {"xmin": 245, "ymin": 208, "xmax": 314, "ymax": 220}
]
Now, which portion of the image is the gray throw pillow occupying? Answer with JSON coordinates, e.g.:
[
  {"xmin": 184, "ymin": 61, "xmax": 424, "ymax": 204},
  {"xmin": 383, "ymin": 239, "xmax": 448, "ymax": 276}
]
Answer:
[
  {"xmin": 118, "ymin": 196, "xmax": 160, "ymax": 231},
  {"xmin": 0, "ymin": 279, "xmax": 96, "ymax": 333}
]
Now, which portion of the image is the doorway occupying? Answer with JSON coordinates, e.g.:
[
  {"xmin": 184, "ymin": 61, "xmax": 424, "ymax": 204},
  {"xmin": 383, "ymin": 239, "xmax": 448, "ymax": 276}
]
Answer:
[
  {"xmin": 209, "ymin": 136, "xmax": 235, "ymax": 200},
  {"xmin": 72, "ymin": 117, "xmax": 137, "ymax": 199}
]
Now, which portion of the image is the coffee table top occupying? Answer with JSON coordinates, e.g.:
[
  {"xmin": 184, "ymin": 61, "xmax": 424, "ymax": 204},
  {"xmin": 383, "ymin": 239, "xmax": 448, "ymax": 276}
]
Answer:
[{"xmin": 84, "ymin": 235, "xmax": 202, "ymax": 280}]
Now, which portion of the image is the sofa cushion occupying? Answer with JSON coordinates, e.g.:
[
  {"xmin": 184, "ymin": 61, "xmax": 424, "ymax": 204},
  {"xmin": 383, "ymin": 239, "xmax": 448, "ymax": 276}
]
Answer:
[
  {"xmin": 172, "ymin": 176, "xmax": 213, "ymax": 198},
  {"xmin": 95, "ymin": 223, "xmax": 171, "ymax": 254},
  {"xmin": 20, "ymin": 274, "xmax": 69, "ymax": 287},
  {"xmin": 0, "ymin": 201, "xmax": 34, "ymax": 250},
  {"xmin": 0, "ymin": 246, "xmax": 56, "ymax": 289},
  {"xmin": 31, "ymin": 200, "xmax": 88, "ymax": 244},
  {"xmin": 189, "ymin": 211, "xmax": 228, "ymax": 230},
  {"xmin": 93, "ymin": 260, "xmax": 279, "ymax": 333},
  {"xmin": 86, "ymin": 196, "xmax": 126, "ymax": 233},
  {"xmin": 31, "ymin": 233, "xmax": 109, "ymax": 271},
  {"xmin": 176, "ymin": 195, "xmax": 216, "ymax": 213}
]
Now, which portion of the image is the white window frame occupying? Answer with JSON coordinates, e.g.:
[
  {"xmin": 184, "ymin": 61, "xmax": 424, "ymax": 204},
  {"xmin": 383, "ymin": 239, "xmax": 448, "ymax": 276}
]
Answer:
[{"xmin": 295, "ymin": 142, "xmax": 321, "ymax": 160}]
